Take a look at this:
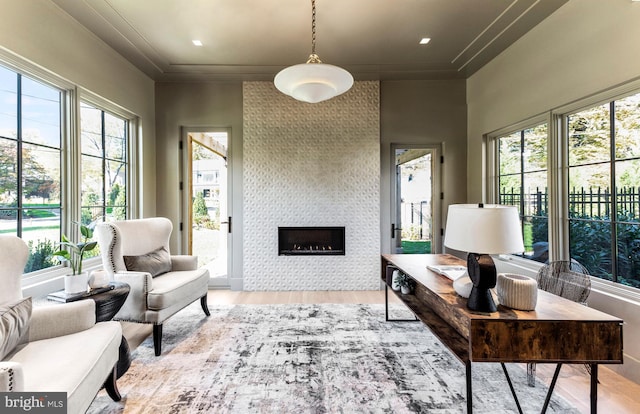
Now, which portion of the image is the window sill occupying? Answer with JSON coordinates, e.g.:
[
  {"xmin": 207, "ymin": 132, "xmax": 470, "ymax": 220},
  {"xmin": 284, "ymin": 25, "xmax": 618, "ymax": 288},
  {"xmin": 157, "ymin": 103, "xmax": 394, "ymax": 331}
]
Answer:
[
  {"xmin": 21, "ymin": 258, "xmax": 104, "ymax": 298},
  {"xmin": 495, "ymin": 254, "xmax": 640, "ymax": 305}
]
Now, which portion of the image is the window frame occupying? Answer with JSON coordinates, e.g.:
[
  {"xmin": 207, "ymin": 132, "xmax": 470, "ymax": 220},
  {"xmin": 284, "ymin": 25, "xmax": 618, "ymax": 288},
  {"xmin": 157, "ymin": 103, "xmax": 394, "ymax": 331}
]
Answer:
[
  {"xmin": 0, "ymin": 49, "xmax": 140, "ymax": 295},
  {"xmin": 0, "ymin": 68, "xmax": 64, "ymax": 236},
  {"xmin": 0, "ymin": 51, "xmax": 75, "ymax": 288},
  {"xmin": 75, "ymin": 91, "xmax": 139, "ymax": 271},
  {"xmin": 79, "ymin": 98, "xmax": 131, "ymax": 225},
  {"xmin": 486, "ymin": 114, "xmax": 551, "ymax": 232},
  {"xmin": 80, "ymin": 90, "xmax": 139, "ymax": 222},
  {"xmin": 487, "ymin": 78, "xmax": 640, "ymax": 298}
]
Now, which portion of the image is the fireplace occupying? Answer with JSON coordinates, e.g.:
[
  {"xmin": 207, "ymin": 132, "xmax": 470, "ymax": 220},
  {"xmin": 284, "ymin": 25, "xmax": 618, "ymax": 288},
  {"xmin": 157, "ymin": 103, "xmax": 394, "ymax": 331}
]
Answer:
[{"xmin": 278, "ymin": 227, "xmax": 345, "ymax": 256}]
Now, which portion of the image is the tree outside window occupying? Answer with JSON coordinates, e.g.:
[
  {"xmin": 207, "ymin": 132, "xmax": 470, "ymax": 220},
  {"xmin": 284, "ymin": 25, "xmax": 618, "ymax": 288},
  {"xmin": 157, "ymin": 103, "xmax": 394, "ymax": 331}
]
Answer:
[
  {"xmin": 497, "ymin": 124, "xmax": 549, "ymax": 258},
  {"xmin": 0, "ymin": 65, "xmax": 62, "ymax": 273},
  {"xmin": 568, "ymin": 93, "xmax": 640, "ymax": 288},
  {"xmin": 80, "ymin": 102, "xmax": 128, "ymax": 229}
]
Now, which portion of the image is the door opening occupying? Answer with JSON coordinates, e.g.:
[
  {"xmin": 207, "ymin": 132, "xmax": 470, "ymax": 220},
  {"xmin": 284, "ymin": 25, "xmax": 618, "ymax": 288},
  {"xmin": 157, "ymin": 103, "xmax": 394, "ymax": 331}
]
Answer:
[
  {"xmin": 188, "ymin": 131, "xmax": 230, "ymax": 282},
  {"xmin": 392, "ymin": 148, "xmax": 436, "ymax": 254}
]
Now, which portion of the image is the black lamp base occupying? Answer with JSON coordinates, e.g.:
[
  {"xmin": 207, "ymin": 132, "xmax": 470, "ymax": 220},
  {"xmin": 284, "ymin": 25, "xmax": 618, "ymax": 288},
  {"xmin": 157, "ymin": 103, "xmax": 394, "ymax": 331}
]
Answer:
[
  {"xmin": 466, "ymin": 253, "xmax": 498, "ymax": 313},
  {"xmin": 467, "ymin": 285, "xmax": 497, "ymax": 313}
]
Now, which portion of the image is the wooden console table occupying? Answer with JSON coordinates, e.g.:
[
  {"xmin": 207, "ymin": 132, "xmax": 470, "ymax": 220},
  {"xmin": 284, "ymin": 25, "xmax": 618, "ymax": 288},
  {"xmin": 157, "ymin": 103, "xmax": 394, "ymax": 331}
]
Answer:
[{"xmin": 382, "ymin": 254, "xmax": 623, "ymax": 414}]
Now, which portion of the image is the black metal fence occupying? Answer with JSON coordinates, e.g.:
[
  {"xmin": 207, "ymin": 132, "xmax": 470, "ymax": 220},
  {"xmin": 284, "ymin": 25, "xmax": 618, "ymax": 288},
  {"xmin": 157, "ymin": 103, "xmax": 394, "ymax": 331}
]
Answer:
[
  {"xmin": 500, "ymin": 187, "xmax": 640, "ymax": 220},
  {"xmin": 401, "ymin": 201, "xmax": 431, "ymax": 240},
  {"xmin": 500, "ymin": 186, "xmax": 640, "ymax": 288}
]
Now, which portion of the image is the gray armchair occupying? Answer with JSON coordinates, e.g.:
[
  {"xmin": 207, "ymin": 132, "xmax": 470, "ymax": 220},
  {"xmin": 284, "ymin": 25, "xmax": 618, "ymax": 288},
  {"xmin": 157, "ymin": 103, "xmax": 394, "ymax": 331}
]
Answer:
[{"xmin": 95, "ymin": 217, "xmax": 210, "ymax": 356}]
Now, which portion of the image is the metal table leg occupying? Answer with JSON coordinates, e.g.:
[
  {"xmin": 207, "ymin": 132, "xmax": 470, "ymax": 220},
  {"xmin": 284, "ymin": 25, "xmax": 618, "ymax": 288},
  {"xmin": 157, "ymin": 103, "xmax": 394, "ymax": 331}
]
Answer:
[{"xmin": 384, "ymin": 284, "xmax": 419, "ymax": 322}]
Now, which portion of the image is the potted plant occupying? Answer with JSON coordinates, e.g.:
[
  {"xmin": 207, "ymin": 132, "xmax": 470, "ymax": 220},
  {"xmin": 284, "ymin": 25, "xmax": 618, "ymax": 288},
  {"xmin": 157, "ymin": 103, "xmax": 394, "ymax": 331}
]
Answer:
[
  {"xmin": 53, "ymin": 222, "xmax": 98, "ymax": 294},
  {"xmin": 396, "ymin": 272, "xmax": 416, "ymax": 294}
]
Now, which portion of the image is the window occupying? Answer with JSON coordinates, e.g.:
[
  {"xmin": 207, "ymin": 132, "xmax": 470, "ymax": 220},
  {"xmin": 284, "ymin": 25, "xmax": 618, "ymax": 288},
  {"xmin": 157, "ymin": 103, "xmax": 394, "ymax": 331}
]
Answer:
[
  {"xmin": 0, "ymin": 64, "xmax": 62, "ymax": 272},
  {"xmin": 80, "ymin": 102, "xmax": 128, "ymax": 225},
  {"xmin": 490, "ymin": 90, "xmax": 640, "ymax": 290},
  {"xmin": 496, "ymin": 123, "xmax": 549, "ymax": 261},
  {"xmin": 0, "ymin": 55, "xmax": 138, "ymax": 279},
  {"xmin": 567, "ymin": 93, "xmax": 640, "ymax": 288}
]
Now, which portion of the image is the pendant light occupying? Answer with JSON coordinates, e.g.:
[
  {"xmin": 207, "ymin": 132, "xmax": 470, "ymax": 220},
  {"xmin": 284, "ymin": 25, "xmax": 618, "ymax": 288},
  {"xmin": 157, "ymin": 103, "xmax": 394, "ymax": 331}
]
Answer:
[{"xmin": 274, "ymin": 0, "xmax": 353, "ymax": 103}]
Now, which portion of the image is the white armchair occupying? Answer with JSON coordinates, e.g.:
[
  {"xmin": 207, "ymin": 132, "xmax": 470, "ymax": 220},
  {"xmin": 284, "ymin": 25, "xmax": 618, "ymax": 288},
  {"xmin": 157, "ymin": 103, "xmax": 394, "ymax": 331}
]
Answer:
[
  {"xmin": 95, "ymin": 217, "xmax": 210, "ymax": 356},
  {"xmin": 0, "ymin": 235, "xmax": 122, "ymax": 414}
]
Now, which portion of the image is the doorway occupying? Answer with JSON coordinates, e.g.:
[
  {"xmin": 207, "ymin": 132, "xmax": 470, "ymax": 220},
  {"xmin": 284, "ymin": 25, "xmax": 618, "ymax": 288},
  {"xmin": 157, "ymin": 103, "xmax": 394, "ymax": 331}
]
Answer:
[
  {"xmin": 185, "ymin": 130, "xmax": 230, "ymax": 286},
  {"xmin": 392, "ymin": 147, "xmax": 439, "ymax": 254}
]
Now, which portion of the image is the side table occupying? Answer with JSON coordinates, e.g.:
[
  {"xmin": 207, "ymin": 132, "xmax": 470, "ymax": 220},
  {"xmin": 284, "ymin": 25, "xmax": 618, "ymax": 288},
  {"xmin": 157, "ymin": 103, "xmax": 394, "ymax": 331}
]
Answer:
[{"xmin": 47, "ymin": 281, "xmax": 132, "ymax": 379}]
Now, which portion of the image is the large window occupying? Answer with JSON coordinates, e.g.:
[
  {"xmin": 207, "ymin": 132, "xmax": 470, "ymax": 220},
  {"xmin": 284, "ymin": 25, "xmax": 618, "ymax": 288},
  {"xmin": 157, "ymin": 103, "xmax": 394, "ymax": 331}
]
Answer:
[
  {"xmin": 497, "ymin": 124, "xmax": 548, "ymax": 260},
  {"xmin": 567, "ymin": 93, "xmax": 640, "ymax": 288},
  {"xmin": 492, "ymin": 91, "xmax": 640, "ymax": 289},
  {"xmin": 0, "ymin": 59, "xmax": 136, "ymax": 278},
  {"xmin": 0, "ymin": 65, "xmax": 62, "ymax": 273},
  {"xmin": 80, "ymin": 102, "xmax": 128, "ymax": 225}
]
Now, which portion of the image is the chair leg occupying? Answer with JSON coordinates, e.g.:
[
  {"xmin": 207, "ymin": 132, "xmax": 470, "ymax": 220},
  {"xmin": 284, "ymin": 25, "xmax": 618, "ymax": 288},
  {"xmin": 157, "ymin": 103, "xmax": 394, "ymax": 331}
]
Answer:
[
  {"xmin": 104, "ymin": 366, "xmax": 121, "ymax": 401},
  {"xmin": 153, "ymin": 324, "xmax": 163, "ymax": 356},
  {"xmin": 527, "ymin": 362, "xmax": 536, "ymax": 387},
  {"xmin": 201, "ymin": 295, "xmax": 211, "ymax": 316}
]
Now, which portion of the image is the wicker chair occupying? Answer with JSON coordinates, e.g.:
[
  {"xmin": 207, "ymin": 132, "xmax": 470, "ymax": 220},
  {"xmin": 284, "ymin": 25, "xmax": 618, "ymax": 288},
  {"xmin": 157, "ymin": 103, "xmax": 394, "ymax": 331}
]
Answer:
[{"xmin": 527, "ymin": 260, "xmax": 591, "ymax": 386}]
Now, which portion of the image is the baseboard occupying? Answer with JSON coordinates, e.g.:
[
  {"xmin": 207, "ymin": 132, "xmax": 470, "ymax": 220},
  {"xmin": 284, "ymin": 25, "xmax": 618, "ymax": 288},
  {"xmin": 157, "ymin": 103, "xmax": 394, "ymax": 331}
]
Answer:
[
  {"xmin": 208, "ymin": 277, "xmax": 230, "ymax": 289},
  {"xmin": 607, "ymin": 354, "xmax": 640, "ymax": 385},
  {"xmin": 228, "ymin": 277, "xmax": 243, "ymax": 291}
]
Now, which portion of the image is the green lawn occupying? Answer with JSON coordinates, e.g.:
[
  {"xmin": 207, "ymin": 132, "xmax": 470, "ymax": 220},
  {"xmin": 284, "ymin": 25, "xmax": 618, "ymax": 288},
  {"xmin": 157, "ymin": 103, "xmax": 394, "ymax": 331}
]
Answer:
[{"xmin": 401, "ymin": 240, "xmax": 431, "ymax": 254}]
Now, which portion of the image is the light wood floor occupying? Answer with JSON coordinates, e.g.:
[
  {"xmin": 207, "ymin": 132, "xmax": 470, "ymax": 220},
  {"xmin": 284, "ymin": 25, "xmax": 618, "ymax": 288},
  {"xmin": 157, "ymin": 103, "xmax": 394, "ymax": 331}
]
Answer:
[{"xmin": 121, "ymin": 290, "xmax": 640, "ymax": 414}]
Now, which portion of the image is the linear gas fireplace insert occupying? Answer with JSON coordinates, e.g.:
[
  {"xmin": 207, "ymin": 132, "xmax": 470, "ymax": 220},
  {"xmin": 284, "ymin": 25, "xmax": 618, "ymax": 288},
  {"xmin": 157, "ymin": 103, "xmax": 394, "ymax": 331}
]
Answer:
[{"xmin": 278, "ymin": 227, "xmax": 345, "ymax": 256}]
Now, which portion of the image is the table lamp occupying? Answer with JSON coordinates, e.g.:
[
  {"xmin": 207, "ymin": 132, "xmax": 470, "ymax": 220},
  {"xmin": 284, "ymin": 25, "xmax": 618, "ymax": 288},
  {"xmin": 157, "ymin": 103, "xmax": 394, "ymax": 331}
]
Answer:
[{"xmin": 444, "ymin": 204, "xmax": 524, "ymax": 312}]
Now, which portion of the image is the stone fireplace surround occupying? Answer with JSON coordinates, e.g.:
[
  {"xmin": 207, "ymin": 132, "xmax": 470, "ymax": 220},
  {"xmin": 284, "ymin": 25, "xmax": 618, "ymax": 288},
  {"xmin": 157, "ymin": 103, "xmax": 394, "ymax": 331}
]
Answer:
[{"xmin": 242, "ymin": 81, "xmax": 380, "ymax": 291}]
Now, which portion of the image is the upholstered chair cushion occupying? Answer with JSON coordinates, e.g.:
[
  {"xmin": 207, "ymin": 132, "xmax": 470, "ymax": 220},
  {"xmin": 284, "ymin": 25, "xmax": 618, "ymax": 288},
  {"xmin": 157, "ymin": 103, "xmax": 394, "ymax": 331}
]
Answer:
[{"xmin": 0, "ymin": 297, "xmax": 32, "ymax": 360}]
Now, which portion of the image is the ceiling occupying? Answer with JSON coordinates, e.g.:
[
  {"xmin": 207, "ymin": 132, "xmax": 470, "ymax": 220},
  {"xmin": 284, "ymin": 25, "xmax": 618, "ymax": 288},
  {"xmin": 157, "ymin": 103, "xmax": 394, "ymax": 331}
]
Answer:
[{"xmin": 50, "ymin": 0, "xmax": 568, "ymax": 82}]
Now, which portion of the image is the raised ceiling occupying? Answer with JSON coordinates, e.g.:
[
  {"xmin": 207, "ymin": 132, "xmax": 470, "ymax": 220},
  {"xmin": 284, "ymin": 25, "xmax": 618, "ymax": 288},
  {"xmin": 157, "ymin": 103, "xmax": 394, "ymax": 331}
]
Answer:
[{"xmin": 51, "ymin": 0, "xmax": 568, "ymax": 82}]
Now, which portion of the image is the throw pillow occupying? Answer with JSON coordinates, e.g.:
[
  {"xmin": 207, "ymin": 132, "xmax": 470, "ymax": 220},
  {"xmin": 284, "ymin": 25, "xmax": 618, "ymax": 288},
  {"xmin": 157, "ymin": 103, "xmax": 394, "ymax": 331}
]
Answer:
[
  {"xmin": 0, "ymin": 297, "xmax": 32, "ymax": 360},
  {"xmin": 124, "ymin": 246, "xmax": 172, "ymax": 277}
]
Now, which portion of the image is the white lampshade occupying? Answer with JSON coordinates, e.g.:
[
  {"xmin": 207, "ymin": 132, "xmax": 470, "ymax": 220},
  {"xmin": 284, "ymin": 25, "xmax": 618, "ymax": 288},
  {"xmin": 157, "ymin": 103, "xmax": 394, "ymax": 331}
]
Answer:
[
  {"xmin": 274, "ymin": 62, "xmax": 354, "ymax": 104},
  {"xmin": 444, "ymin": 204, "xmax": 525, "ymax": 254}
]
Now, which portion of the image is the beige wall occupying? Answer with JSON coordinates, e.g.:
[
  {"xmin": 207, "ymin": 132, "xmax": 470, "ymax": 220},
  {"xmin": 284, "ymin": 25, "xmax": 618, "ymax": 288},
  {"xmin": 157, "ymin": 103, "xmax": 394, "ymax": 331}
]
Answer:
[
  {"xmin": 380, "ymin": 80, "xmax": 467, "ymax": 254},
  {"xmin": 154, "ymin": 81, "xmax": 243, "ymax": 280},
  {"xmin": 467, "ymin": 0, "xmax": 640, "ymax": 383},
  {"xmin": 467, "ymin": 0, "xmax": 640, "ymax": 201},
  {"xmin": 155, "ymin": 79, "xmax": 467, "ymax": 285},
  {"xmin": 0, "ymin": 0, "xmax": 156, "ymax": 217}
]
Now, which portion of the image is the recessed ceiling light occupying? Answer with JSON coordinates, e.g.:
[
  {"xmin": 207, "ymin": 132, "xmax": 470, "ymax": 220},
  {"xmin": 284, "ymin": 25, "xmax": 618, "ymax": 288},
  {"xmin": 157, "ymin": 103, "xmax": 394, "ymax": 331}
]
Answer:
[
  {"xmin": 419, "ymin": 38, "xmax": 431, "ymax": 45},
  {"xmin": 192, "ymin": 40, "xmax": 203, "ymax": 46}
]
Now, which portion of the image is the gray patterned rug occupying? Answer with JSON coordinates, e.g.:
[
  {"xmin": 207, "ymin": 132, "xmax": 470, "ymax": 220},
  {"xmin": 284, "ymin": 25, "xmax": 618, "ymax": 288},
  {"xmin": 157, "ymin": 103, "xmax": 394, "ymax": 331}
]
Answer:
[{"xmin": 88, "ymin": 303, "xmax": 578, "ymax": 413}]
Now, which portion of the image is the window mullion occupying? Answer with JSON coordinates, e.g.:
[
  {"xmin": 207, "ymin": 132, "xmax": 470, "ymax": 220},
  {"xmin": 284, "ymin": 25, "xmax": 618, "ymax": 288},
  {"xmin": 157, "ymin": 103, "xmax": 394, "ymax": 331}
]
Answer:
[
  {"xmin": 101, "ymin": 110, "xmax": 107, "ymax": 221},
  {"xmin": 550, "ymin": 113, "xmax": 567, "ymax": 262},
  {"xmin": 610, "ymin": 101, "xmax": 618, "ymax": 283},
  {"xmin": 519, "ymin": 130, "xmax": 526, "ymax": 236},
  {"xmin": 16, "ymin": 74, "xmax": 23, "ymax": 238}
]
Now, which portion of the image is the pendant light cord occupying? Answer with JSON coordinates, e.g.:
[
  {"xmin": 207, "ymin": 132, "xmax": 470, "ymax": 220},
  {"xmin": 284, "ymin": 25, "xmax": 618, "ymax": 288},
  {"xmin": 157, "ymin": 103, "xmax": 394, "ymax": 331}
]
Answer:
[
  {"xmin": 307, "ymin": 0, "xmax": 322, "ymax": 63},
  {"xmin": 311, "ymin": 0, "xmax": 316, "ymax": 55}
]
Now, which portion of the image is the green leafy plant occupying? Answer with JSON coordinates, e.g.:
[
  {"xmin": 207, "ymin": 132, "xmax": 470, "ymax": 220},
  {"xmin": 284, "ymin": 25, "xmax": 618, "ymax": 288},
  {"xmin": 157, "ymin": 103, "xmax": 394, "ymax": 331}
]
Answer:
[
  {"xmin": 25, "ymin": 239, "xmax": 58, "ymax": 273},
  {"xmin": 52, "ymin": 222, "xmax": 98, "ymax": 275},
  {"xmin": 395, "ymin": 272, "xmax": 416, "ymax": 293}
]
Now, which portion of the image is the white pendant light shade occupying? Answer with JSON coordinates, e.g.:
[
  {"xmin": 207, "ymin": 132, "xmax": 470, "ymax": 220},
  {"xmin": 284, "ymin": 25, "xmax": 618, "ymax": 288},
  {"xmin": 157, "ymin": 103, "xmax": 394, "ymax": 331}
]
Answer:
[
  {"xmin": 274, "ymin": 62, "xmax": 353, "ymax": 104},
  {"xmin": 274, "ymin": 0, "xmax": 353, "ymax": 103}
]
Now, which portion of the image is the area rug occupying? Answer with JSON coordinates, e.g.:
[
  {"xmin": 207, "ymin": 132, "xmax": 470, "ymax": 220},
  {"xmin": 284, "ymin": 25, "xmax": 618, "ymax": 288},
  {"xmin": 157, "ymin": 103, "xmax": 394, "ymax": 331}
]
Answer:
[{"xmin": 88, "ymin": 303, "xmax": 579, "ymax": 413}]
